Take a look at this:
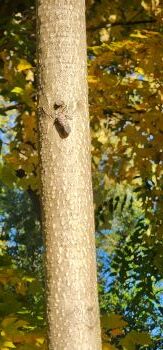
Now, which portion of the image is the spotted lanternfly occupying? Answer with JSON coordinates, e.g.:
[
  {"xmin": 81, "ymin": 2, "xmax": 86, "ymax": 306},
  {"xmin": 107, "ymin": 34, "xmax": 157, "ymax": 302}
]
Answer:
[
  {"xmin": 54, "ymin": 115, "xmax": 71, "ymax": 138},
  {"xmin": 53, "ymin": 102, "xmax": 71, "ymax": 138}
]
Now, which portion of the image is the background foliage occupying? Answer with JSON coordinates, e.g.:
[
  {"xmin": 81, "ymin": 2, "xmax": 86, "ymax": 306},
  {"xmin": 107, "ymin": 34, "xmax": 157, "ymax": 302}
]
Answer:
[{"xmin": 0, "ymin": 0, "xmax": 162, "ymax": 349}]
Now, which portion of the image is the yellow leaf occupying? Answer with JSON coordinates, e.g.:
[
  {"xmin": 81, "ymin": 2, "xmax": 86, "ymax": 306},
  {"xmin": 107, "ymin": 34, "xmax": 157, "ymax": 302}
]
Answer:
[
  {"xmin": 36, "ymin": 337, "xmax": 45, "ymax": 345},
  {"xmin": 22, "ymin": 276, "xmax": 35, "ymax": 283},
  {"xmin": 1, "ymin": 330, "xmax": 6, "ymax": 336},
  {"xmin": 98, "ymin": 131, "xmax": 108, "ymax": 144},
  {"xmin": 101, "ymin": 314, "xmax": 128, "ymax": 330},
  {"xmin": 109, "ymin": 15, "xmax": 117, "ymax": 23},
  {"xmin": 26, "ymin": 70, "xmax": 34, "ymax": 81},
  {"xmin": 3, "ymin": 342, "xmax": 16, "ymax": 348},
  {"xmin": 88, "ymin": 75, "xmax": 98, "ymax": 84},
  {"xmin": 141, "ymin": 0, "xmax": 151, "ymax": 11},
  {"xmin": 120, "ymin": 331, "xmax": 152, "ymax": 350},
  {"xmin": 130, "ymin": 31, "xmax": 147, "ymax": 39},
  {"xmin": 17, "ymin": 59, "xmax": 32, "ymax": 72},
  {"xmin": 93, "ymin": 155, "xmax": 100, "ymax": 165},
  {"xmin": 11, "ymin": 87, "xmax": 23, "ymax": 95},
  {"xmin": 135, "ymin": 67, "xmax": 144, "ymax": 75},
  {"xmin": 100, "ymin": 28, "xmax": 110, "ymax": 42}
]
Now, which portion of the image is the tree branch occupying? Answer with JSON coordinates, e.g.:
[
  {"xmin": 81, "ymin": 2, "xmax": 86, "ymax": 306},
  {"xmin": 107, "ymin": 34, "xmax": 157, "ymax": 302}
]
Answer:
[
  {"xmin": 87, "ymin": 18, "xmax": 156, "ymax": 32},
  {"xmin": 0, "ymin": 104, "xmax": 18, "ymax": 115}
]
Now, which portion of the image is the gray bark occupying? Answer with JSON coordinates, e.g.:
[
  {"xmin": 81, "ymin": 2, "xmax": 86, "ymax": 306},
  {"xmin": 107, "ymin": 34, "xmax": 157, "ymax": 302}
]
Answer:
[{"xmin": 37, "ymin": 0, "xmax": 101, "ymax": 349}]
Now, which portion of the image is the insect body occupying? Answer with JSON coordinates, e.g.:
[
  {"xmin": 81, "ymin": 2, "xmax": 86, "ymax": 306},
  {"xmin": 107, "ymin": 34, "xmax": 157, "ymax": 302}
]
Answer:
[
  {"xmin": 40, "ymin": 99, "xmax": 71, "ymax": 139},
  {"xmin": 53, "ymin": 102, "xmax": 71, "ymax": 138}
]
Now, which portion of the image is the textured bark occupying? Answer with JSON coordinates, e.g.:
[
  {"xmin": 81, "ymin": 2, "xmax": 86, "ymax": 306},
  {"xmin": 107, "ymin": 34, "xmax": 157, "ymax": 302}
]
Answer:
[{"xmin": 37, "ymin": 1, "xmax": 101, "ymax": 349}]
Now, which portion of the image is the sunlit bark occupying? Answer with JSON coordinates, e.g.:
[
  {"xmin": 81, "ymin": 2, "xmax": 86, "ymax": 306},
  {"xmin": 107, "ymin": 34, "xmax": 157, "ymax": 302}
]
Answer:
[{"xmin": 37, "ymin": 0, "xmax": 101, "ymax": 349}]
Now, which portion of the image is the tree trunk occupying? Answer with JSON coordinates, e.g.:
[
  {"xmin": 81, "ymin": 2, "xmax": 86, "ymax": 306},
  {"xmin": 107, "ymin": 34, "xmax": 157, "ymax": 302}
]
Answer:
[{"xmin": 37, "ymin": 1, "xmax": 101, "ymax": 349}]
